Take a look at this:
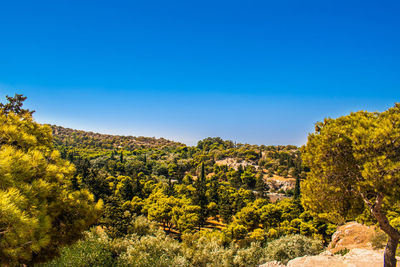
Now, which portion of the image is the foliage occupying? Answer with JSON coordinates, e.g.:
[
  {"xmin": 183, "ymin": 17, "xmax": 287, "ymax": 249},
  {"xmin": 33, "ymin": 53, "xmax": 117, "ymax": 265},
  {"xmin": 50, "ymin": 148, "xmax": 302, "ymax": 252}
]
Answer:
[
  {"xmin": 1, "ymin": 94, "xmax": 340, "ymax": 266},
  {"xmin": 116, "ymin": 232, "xmax": 187, "ymax": 267},
  {"xmin": 264, "ymin": 235, "xmax": 323, "ymax": 264},
  {"xmin": 0, "ymin": 93, "xmax": 34, "ymax": 116},
  {"xmin": 0, "ymin": 99, "xmax": 102, "ymax": 266},
  {"xmin": 371, "ymin": 228, "xmax": 388, "ymax": 250},
  {"xmin": 39, "ymin": 229, "xmax": 114, "ymax": 267},
  {"xmin": 334, "ymin": 248, "xmax": 350, "ymax": 256},
  {"xmin": 51, "ymin": 125, "xmax": 184, "ymax": 156},
  {"xmin": 302, "ymin": 103, "xmax": 400, "ymax": 266},
  {"xmin": 43, "ymin": 219, "xmax": 269, "ymax": 267}
]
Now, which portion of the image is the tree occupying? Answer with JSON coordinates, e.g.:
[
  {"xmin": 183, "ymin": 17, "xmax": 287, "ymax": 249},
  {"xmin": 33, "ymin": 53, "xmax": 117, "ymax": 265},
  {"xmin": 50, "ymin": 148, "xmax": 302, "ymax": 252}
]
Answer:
[
  {"xmin": 0, "ymin": 93, "xmax": 34, "ymax": 116},
  {"xmin": 260, "ymin": 203, "xmax": 282, "ymax": 228},
  {"xmin": 302, "ymin": 103, "xmax": 400, "ymax": 267},
  {"xmin": 193, "ymin": 163, "xmax": 208, "ymax": 228},
  {"xmin": 241, "ymin": 169, "xmax": 256, "ymax": 189},
  {"xmin": 293, "ymin": 177, "xmax": 300, "ymax": 199},
  {"xmin": 171, "ymin": 198, "xmax": 200, "ymax": 233},
  {"xmin": 114, "ymin": 176, "xmax": 141, "ymax": 201},
  {"xmin": 0, "ymin": 98, "xmax": 102, "ymax": 265},
  {"xmin": 255, "ymin": 172, "xmax": 269, "ymax": 198},
  {"xmin": 218, "ymin": 185, "xmax": 236, "ymax": 223},
  {"xmin": 147, "ymin": 191, "xmax": 178, "ymax": 232},
  {"xmin": 235, "ymin": 205, "xmax": 260, "ymax": 231},
  {"xmin": 120, "ymin": 151, "xmax": 124, "ymax": 163}
]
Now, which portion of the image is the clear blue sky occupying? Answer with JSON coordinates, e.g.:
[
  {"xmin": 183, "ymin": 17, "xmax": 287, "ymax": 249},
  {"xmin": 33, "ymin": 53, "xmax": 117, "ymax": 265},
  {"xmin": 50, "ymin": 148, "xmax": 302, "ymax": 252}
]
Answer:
[{"xmin": 0, "ymin": 0, "xmax": 399, "ymax": 145}]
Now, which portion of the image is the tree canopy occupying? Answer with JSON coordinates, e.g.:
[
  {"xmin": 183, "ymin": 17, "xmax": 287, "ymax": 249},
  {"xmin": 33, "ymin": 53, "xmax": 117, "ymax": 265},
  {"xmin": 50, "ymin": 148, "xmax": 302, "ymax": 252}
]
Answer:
[
  {"xmin": 0, "ymin": 98, "xmax": 102, "ymax": 265},
  {"xmin": 302, "ymin": 103, "xmax": 400, "ymax": 267}
]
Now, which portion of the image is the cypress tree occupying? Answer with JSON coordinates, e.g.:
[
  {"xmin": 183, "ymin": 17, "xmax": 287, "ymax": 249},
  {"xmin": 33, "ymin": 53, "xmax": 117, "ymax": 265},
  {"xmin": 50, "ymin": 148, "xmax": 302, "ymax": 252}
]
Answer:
[
  {"xmin": 294, "ymin": 177, "xmax": 301, "ymax": 199},
  {"xmin": 194, "ymin": 163, "xmax": 208, "ymax": 228}
]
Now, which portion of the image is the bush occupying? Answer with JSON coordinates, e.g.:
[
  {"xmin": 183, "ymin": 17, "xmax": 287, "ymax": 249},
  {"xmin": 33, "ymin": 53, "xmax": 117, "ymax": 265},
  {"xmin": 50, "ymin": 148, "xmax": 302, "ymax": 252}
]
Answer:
[
  {"xmin": 264, "ymin": 234, "xmax": 323, "ymax": 264},
  {"xmin": 334, "ymin": 248, "xmax": 350, "ymax": 256},
  {"xmin": 182, "ymin": 235, "xmax": 267, "ymax": 267},
  {"xmin": 182, "ymin": 236, "xmax": 234, "ymax": 267},
  {"xmin": 233, "ymin": 242, "xmax": 267, "ymax": 267},
  {"xmin": 127, "ymin": 215, "xmax": 158, "ymax": 236},
  {"xmin": 40, "ymin": 228, "xmax": 114, "ymax": 267},
  {"xmin": 371, "ymin": 229, "xmax": 387, "ymax": 250},
  {"xmin": 116, "ymin": 232, "xmax": 187, "ymax": 267}
]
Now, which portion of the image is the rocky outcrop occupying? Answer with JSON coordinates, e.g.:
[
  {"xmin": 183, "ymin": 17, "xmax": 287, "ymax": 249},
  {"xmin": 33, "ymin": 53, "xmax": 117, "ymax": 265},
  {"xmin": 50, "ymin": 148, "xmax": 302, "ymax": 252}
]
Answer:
[
  {"xmin": 261, "ymin": 248, "xmax": 385, "ymax": 267},
  {"xmin": 215, "ymin": 158, "xmax": 258, "ymax": 170},
  {"xmin": 286, "ymin": 249, "xmax": 383, "ymax": 267},
  {"xmin": 328, "ymin": 221, "xmax": 376, "ymax": 253},
  {"xmin": 260, "ymin": 222, "xmax": 386, "ymax": 267},
  {"xmin": 265, "ymin": 177, "xmax": 295, "ymax": 191}
]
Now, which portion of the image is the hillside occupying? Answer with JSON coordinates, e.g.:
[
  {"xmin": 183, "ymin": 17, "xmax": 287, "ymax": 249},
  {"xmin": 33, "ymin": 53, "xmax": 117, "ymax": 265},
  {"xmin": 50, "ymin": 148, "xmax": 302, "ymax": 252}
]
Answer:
[{"xmin": 50, "ymin": 125, "xmax": 185, "ymax": 151}]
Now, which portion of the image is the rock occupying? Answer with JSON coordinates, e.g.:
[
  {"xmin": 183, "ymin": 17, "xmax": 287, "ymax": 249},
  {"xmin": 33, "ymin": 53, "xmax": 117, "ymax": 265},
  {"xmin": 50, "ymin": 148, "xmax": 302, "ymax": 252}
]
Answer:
[
  {"xmin": 285, "ymin": 248, "xmax": 383, "ymax": 267},
  {"xmin": 260, "ymin": 222, "xmax": 389, "ymax": 267},
  {"xmin": 215, "ymin": 157, "xmax": 258, "ymax": 170},
  {"xmin": 328, "ymin": 221, "xmax": 376, "ymax": 253},
  {"xmin": 286, "ymin": 254, "xmax": 347, "ymax": 267},
  {"xmin": 259, "ymin": 261, "xmax": 285, "ymax": 267},
  {"xmin": 265, "ymin": 177, "xmax": 295, "ymax": 192},
  {"xmin": 319, "ymin": 250, "xmax": 333, "ymax": 256}
]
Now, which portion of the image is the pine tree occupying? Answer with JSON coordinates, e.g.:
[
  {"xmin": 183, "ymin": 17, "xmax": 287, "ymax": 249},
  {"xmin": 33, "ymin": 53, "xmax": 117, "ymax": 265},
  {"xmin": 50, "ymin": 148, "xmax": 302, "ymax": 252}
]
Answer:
[
  {"xmin": 0, "ymin": 96, "xmax": 102, "ymax": 265},
  {"xmin": 302, "ymin": 103, "xmax": 400, "ymax": 266},
  {"xmin": 0, "ymin": 93, "xmax": 34, "ymax": 116}
]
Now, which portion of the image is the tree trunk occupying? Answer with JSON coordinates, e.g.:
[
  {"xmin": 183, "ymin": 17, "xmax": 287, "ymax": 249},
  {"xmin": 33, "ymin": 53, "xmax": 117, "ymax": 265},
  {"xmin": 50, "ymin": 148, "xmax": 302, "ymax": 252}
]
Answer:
[
  {"xmin": 384, "ymin": 236, "xmax": 398, "ymax": 267},
  {"xmin": 361, "ymin": 193, "xmax": 400, "ymax": 266}
]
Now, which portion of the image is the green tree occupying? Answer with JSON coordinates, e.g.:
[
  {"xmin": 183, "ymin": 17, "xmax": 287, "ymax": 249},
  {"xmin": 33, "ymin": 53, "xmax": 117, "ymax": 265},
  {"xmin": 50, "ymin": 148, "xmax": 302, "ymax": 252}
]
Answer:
[
  {"xmin": 255, "ymin": 172, "xmax": 268, "ymax": 197},
  {"xmin": 241, "ymin": 169, "xmax": 256, "ymax": 189},
  {"xmin": 0, "ymin": 93, "xmax": 34, "ymax": 116},
  {"xmin": 171, "ymin": 198, "xmax": 200, "ymax": 233},
  {"xmin": 120, "ymin": 151, "xmax": 124, "ymax": 163},
  {"xmin": 293, "ymin": 177, "xmax": 300, "ymax": 199},
  {"xmin": 193, "ymin": 163, "xmax": 208, "ymax": 228},
  {"xmin": 0, "ymin": 100, "xmax": 102, "ymax": 265},
  {"xmin": 114, "ymin": 176, "xmax": 141, "ymax": 201},
  {"xmin": 235, "ymin": 205, "xmax": 261, "ymax": 231},
  {"xmin": 147, "ymin": 190, "xmax": 178, "ymax": 232},
  {"xmin": 260, "ymin": 203, "xmax": 283, "ymax": 229},
  {"xmin": 302, "ymin": 103, "xmax": 400, "ymax": 267}
]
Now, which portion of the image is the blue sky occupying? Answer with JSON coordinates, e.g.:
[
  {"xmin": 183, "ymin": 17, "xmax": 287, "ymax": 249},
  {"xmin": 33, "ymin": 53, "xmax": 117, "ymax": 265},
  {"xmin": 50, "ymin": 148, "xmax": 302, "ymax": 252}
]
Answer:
[{"xmin": 0, "ymin": 0, "xmax": 399, "ymax": 145}]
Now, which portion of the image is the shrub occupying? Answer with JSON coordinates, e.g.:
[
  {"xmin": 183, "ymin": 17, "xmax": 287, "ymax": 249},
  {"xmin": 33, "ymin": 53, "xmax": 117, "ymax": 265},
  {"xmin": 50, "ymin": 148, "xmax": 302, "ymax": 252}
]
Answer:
[
  {"xmin": 127, "ymin": 215, "xmax": 158, "ymax": 236},
  {"xmin": 371, "ymin": 228, "xmax": 387, "ymax": 250},
  {"xmin": 233, "ymin": 242, "xmax": 267, "ymax": 267},
  {"xmin": 40, "ymin": 228, "xmax": 114, "ymax": 267},
  {"xmin": 182, "ymin": 236, "xmax": 234, "ymax": 267},
  {"xmin": 116, "ymin": 232, "xmax": 187, "ymax": 267},
  {"xmin": 264, "ymin": 234, "xmax": 323, "ymax": 264},
  {"xmin": 334, "ymin": 248, "xmax": 350, "ymax": 256}
]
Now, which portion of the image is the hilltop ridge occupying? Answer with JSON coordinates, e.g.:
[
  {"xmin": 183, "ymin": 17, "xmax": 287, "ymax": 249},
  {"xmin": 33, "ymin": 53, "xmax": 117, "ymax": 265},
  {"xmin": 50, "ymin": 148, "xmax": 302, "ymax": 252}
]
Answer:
[{"xmin": 50, "ymin": 124, "xmax": 185, "ymax": 151}]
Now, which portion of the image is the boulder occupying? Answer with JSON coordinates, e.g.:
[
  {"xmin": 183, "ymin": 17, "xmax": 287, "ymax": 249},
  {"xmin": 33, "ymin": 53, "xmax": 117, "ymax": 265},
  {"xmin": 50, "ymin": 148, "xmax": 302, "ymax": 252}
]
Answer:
[{"xmin": 328, "ymin": 221, "xmax": 376, "ymax": 253}]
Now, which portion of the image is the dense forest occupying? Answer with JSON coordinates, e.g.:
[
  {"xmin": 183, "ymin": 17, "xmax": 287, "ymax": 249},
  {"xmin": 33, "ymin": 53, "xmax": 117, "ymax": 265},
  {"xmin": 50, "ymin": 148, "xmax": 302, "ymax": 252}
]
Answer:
[
  {"xmin": 2, "ymin": 95, "xmax": 400, "ymax": 266},
  {"xmin": 44, "ymin": 126, "xmax": 333, "ymax": 266}
]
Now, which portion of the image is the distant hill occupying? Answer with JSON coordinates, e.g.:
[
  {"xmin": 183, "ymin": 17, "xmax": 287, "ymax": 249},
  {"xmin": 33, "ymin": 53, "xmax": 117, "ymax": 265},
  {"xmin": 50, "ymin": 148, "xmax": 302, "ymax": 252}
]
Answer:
[{"xmin": 50, "ymin": 125, "xmax": 185, "ymax": 151}]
